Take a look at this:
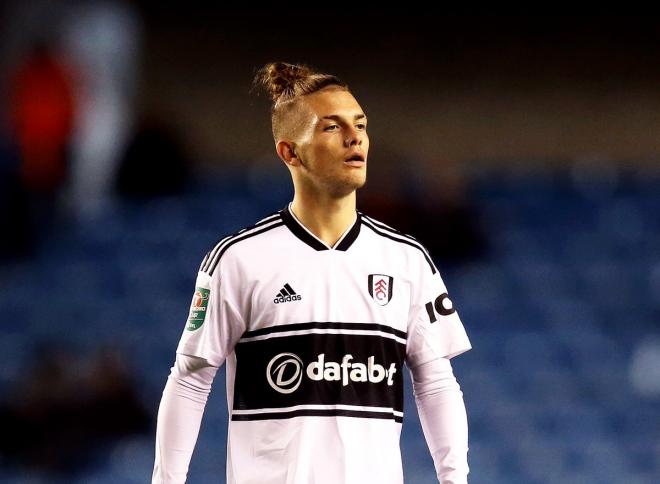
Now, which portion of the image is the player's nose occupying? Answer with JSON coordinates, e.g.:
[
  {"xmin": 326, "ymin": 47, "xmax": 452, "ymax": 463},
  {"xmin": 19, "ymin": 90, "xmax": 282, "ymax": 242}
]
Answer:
[{"xmin": 344, "ymin": 127, "xmax": 365, "ymax": 148}]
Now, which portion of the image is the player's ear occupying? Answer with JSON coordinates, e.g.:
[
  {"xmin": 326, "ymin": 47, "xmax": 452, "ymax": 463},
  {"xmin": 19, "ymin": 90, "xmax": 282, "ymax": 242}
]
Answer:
[{"xmin": 277, "ymin": 140, "xmax": 299, "ymax": 165}]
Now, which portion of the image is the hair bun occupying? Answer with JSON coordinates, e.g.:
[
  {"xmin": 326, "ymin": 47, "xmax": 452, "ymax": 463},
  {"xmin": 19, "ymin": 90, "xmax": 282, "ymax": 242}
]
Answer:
[
  {"xmin": 251, "ymin": 61, "xmax": 349, "ymax": 141},
  {"xmin": 252, "ymin": 61, "xmax": 314, "ymax": 104}
]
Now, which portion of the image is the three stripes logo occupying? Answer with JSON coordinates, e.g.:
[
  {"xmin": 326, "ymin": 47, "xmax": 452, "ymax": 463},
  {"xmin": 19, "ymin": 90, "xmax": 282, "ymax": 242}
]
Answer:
[{"xmin": 273, "ymin": 283, "xmax": 302, "ymax": 304}]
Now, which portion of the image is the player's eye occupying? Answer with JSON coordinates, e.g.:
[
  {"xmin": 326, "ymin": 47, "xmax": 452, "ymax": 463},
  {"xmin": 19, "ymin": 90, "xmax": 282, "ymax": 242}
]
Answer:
[
  {"xmin": 325, "ymin": 125, "xmax": 339, "ymax": 131},
  {"xmin": 356, "ymin": 123, "xmax": 366, "ymax": 129}
]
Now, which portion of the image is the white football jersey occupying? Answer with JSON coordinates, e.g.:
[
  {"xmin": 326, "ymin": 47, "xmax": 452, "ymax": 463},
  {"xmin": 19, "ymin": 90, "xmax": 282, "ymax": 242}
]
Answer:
[{"xmin": 175, "ymin": 201, "xmax": 472, "ymax": 484}]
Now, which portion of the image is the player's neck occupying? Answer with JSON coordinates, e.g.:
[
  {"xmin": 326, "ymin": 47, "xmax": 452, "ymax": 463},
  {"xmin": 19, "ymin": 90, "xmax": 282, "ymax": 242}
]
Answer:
[{"xmin": 289, "ymin": 194, "xmax": 357, "ymax": 249}]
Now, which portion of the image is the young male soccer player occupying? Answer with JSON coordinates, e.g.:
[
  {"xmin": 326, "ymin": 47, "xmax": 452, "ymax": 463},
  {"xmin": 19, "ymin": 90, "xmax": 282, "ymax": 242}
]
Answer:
[{"xmin": 152, "ymin": 61, "xmax": 473, "ymax": 484}]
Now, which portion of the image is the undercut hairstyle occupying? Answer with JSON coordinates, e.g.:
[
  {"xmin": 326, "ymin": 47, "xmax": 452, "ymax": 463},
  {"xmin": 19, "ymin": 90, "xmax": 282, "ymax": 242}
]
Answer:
[{"xmin": 251, "ymin": 61, "xmax": 349, "ymax": 143}]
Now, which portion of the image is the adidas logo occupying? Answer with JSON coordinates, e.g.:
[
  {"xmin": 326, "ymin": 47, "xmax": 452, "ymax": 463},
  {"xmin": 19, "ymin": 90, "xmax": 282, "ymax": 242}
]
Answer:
[{"xmin": 273, "ymin": 283, "xmax": 302, "ymax": 304}]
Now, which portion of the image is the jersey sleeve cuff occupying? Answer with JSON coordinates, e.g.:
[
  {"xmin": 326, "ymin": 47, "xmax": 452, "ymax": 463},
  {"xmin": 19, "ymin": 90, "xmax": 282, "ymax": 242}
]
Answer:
[{"xmin": 176, "ymin": 342, "xmax": 225, "ymax": 368}]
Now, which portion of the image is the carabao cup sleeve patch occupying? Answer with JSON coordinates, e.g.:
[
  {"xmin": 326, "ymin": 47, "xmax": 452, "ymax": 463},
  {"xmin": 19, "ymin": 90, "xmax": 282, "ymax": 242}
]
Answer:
[
  {"xmin": 185, "ymin": 273, "xmax": 212, "ymax": 331},
  {"xmin": 186, "ymin": 287, "xmax": 210, "ymax": 331}
]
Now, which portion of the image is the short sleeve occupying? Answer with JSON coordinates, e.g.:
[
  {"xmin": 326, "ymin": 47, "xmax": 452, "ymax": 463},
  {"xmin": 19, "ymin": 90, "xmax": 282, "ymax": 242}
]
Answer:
[
  {"xmin": 405, "ymin": 252, "xmax": 472, "ymax": 369},
  {"xmin": 175, "ymin": 250, "xmax": 246, "ymax": 368}
]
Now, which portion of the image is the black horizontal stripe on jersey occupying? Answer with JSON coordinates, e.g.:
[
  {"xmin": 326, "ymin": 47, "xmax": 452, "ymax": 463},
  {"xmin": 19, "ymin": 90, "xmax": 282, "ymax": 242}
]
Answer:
[
  {"xmin": 240, "ymin": 321, "xmax": 407, "ymax": 341},
  {"xmin": 360, "ymin": 217, "xmax": 438, "ymax": 274},
  {"xmin": 233, "ymin": 332, "xmax": 405, "ymax": 420},
  {"xmin": 232, "ymin": 408, "xmax": 403, "ymax": 423},
  {"xmin": 201, "ymin": 213, "xmax": 284, "ymax": 276}
]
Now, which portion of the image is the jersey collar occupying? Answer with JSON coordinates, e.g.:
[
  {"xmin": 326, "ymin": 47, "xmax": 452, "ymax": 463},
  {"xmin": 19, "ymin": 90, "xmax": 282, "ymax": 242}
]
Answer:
[{"xmin": 280, "ymin": 201, "xmax": 361, "ymax": 251}]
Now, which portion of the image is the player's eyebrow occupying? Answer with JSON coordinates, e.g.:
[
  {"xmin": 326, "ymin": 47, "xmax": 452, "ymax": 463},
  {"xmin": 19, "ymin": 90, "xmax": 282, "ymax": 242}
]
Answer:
[{"xmin": 320, "ymin": 114, "xmax": 367, "ymax": 122}]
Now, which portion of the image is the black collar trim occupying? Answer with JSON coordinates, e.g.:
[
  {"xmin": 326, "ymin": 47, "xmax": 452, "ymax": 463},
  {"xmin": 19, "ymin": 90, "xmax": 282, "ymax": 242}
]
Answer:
[{"xmin": 280, "ymin": 203, "xmax": 361, "ymax": 251}]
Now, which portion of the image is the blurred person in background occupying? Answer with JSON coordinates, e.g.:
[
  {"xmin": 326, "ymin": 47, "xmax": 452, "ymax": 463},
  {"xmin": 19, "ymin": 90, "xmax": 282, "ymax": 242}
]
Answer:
[
  {"xmin": 0, "ymin": 132, "xmax": 33, "ymax": 261},
  {"xmin": 4, "ymin": 39, "xmax": 75, "ymax": 257},
  {"xmin": 58, "ymin": 0, "xmax": 142, "ymax": 219},
  {"xmin": 114, "ymin": 112, "xmax": 191, "ymax": 200},
  {"xmin": 9, "ymin": 40, "xmax": 74, "ymax": 196},
  {"xmin": 1, "ymin": 0, "xmax": 143, "ymax": 255},
  {"xmin": 152, "ymin": 61, "xmax": 473, "ymax": 484}
]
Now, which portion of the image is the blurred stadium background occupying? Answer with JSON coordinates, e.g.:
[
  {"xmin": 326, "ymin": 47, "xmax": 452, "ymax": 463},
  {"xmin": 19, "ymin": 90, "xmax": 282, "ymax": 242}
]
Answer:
[{"xmin": 1, "ymin": 5, "xmax": 660, "ymax": 483}]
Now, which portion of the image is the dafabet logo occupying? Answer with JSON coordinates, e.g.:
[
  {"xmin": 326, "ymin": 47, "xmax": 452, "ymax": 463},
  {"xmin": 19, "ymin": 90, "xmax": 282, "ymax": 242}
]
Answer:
[{"xmin": 266, "ymin": 352, "xmax": 397, "ymax": 394}]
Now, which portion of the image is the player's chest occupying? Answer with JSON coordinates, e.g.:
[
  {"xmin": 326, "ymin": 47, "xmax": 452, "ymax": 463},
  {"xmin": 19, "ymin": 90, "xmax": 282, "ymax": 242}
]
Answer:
[{"xmin": 244, "ymin": 254, "xmax": 411, "ymax": 333}]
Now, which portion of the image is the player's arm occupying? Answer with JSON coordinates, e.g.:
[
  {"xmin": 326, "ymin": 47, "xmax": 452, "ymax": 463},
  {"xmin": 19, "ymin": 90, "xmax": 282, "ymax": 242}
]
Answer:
[
  {"xmin": 152, "ymin": 247, "xmax": 246, "ymax": 483},
  {"xmin": 405, "ymin": 246, "xmax": 473, "ymax": 483},
  {"xmin": 408, "ymin": 356, "xmax": 469, "ymax": 484},
  {"xmin": 152, "ymin": 354, "xmax": 218, "ymax": 484}
]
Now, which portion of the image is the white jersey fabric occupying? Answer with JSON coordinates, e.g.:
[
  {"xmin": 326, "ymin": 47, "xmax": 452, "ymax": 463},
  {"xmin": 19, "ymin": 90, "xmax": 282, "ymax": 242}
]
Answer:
[{"xmin": 167, "ymin": 201, "xmax": 472, "ymax": 484}]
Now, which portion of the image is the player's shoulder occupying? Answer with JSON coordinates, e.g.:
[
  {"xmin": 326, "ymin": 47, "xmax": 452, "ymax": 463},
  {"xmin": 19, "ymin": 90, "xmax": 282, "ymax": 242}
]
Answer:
[
  {"xmin": 198, "ymin": 207, "xmax": 285, "ymax": 276},
  {"xmin": 358, "ymin": 210, "xmax": 439, "ymax": 275}
]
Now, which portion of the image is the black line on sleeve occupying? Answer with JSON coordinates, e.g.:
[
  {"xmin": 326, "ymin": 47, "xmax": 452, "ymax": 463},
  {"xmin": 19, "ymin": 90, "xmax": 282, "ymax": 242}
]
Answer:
[
  {"xmin": 361, "ymin": 219, "xmax": 437, "ymax": 274},
  {"xmin": 207, "ymin": 221, "xmax": 285, "ymax": 276}
]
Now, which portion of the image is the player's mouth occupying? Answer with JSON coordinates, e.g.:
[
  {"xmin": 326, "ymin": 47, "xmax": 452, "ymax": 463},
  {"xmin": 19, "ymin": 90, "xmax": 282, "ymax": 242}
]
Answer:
[{"xmin": 344, "ymin": 153, "xmax": 366, "ymax": 167}]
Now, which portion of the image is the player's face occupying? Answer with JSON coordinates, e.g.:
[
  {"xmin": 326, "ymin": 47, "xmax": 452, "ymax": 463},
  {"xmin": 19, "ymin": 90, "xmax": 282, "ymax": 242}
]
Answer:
[{"xmin": 295, "ymin": 88, "xmax": 369, "ymax": 197}]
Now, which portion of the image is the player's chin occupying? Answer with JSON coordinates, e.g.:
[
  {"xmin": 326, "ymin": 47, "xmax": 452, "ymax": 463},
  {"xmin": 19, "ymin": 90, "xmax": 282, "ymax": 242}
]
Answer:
[
  {"xmin": 346, "ymin": 174, "xmax": 367, "ymax": 190},
  {"xmin": 330, "ymin": 174, "xmax": 365, "ymax": 194}
]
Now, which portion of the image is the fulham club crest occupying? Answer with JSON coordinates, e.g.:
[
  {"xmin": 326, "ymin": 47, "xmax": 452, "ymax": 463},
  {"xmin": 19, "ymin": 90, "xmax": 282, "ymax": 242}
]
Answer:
[{"xmin": 368, "ymin": 274, "xmax": 393, "ymax": 306}]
